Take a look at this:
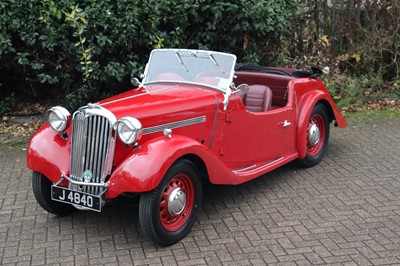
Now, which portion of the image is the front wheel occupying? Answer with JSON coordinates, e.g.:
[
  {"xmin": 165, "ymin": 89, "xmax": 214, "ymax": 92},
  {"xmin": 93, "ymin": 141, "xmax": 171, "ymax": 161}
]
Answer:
[
  {"xmin": 32, "ymin": 171, "xmax": 76, "ymax": 216},
  {"xmin": 139, "ymin": 160, "xmax": 203, "ymax": 246},
  {"xmin": 299, "ymin": 104, "xmax": 330, "ymax": 167}
]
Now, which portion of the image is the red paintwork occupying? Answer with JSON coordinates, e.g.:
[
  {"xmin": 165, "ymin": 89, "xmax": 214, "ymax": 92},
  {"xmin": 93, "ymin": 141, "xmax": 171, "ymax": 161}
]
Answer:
[
  {"xmin": 27, "ymin": 68, "xmax": 347, "ymax": 200},
  {"xmin": 293, "ymin": 78, "xmax": 347, "ymax": 159},
  {"xmin": 27, "ymin": 125, "xmax": 70, "ymax": 187}
]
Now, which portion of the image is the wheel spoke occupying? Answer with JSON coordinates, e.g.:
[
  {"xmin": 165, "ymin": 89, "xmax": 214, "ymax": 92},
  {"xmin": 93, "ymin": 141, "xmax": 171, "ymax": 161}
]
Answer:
[{"xmin": 159, "ymin": 173, "xmax": 195, "ymax": 232}]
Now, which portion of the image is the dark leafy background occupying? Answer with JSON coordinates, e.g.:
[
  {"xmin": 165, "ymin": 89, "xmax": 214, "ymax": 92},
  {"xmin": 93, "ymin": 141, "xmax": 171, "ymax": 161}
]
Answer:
[{"xmin": 0, "ymin": 0, "xmax": 399, "ymax": 112}]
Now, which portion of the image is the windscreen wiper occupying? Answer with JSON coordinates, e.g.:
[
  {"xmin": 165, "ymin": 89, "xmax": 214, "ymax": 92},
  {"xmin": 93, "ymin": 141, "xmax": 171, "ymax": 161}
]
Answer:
[
  {"xmin": 174, "ymin": 52, "xmax": 189, "ymax": 72},
  {"xmin": 209, "ymin": 53, "xmax": 225, "ymax": 74}
]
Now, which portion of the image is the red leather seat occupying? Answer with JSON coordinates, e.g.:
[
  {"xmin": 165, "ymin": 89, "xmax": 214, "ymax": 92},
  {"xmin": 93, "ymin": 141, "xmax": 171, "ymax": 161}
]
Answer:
[{"xmin": 241, "ymin": 85, "xmax": 272, "ymax": 112}]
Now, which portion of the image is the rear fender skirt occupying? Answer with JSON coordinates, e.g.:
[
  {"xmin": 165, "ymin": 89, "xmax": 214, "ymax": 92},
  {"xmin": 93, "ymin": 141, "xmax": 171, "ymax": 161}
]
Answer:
[
  {"xmin": 106, "ymin": 135, "xmax": 235, "ymax": 198},
  {"xmin": 26, "ymin": 125, "xmax": 70, "ymax": 186},
  {"xmin": 297, "ymin": 90, "xmax": 347, "ymax": 159}
]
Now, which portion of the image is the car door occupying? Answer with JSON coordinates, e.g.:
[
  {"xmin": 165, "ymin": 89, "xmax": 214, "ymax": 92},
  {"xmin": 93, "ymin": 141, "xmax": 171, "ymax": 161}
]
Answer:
[{"xmin": 218, "ymin": 100, "xmax": 296, "ymax": 166}]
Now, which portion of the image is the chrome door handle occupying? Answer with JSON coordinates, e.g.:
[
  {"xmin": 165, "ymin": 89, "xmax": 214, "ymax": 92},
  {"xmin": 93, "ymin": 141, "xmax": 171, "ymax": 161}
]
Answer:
[{"xmin": 282, "ymin": 120, "xmax": 291, "ymax": 127}]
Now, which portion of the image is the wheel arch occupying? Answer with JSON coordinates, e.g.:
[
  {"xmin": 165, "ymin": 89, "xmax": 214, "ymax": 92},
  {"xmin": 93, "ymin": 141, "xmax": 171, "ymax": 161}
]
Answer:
[
  {"xmin": 318, "ymin": 99, "xmax": 334, "ymax": 123},
  {"xmin": 26, "ymin": 125, "xmax": 70, "ymax": 185},
  {"xmin": 178, "ymin": 154, "xmax": 209, "ymax": 183},
  {"xmin": 107, "ymin": 135, "xmax": 234, "ymax": 198},
  {"xmin": 297, "ymin": 94, "xmax": 332, "ymax": 159}
]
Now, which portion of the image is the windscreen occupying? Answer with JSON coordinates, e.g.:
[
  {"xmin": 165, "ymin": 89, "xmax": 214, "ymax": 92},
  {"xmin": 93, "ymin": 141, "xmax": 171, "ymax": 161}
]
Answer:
[{"xmin": 143, "ymin": 49, "xmax": 236, "ymax": 92}]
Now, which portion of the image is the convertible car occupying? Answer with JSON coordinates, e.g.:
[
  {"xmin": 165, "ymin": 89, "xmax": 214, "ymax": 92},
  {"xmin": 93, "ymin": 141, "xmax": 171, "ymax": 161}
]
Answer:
[{"xmin": 27, "ymin": 49, "xmax": 347, "ymax": 246}]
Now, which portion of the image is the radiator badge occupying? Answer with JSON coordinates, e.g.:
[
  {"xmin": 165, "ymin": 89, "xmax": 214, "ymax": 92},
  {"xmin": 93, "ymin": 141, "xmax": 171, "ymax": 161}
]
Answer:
[{"xmin": 83, "ymin": 170, "xmax": 93, "ymax": 183}]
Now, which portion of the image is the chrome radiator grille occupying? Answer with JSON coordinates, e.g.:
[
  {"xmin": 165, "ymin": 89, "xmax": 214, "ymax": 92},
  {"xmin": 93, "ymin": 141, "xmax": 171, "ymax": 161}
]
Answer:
[{"xmin": 70, "ymin": 108, "xmax": 116, "ymax": 196}]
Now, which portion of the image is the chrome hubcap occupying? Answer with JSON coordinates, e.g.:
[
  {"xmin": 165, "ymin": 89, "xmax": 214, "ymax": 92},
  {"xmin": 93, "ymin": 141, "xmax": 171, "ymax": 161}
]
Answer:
[
  {"xmin": 309, "ymin": 124, "xmax": 320, "ymax": 146},
  {"xmin": 168, "ymin": 188, "xmax": 186, "ymax": 216}
]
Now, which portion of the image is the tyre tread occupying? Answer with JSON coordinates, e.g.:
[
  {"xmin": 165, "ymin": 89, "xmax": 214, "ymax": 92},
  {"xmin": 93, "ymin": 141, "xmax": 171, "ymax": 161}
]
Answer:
[
  {"xmin": 32, "ymin": 171, "xmax": 75, "ymax": 216},
  {"xmin": 299, "ymin": 103, "xmax": 330, "ymax": 168},
  {"xmin": 139, "ymin": 159, "xmax": 202, "ymax": 246}
]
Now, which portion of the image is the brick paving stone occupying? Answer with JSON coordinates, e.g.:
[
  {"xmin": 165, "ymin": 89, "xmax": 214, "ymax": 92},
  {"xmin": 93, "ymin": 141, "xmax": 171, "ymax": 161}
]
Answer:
[{"xmin": 1, "ymin": 114, "xmax": 400, "ymax": 265}]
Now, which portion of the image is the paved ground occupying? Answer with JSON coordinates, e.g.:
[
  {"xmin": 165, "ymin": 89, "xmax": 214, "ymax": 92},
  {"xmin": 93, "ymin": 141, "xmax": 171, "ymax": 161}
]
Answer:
[{"xmin": 1, "ymin": 113, "xmax": 400, "ymax": 265}]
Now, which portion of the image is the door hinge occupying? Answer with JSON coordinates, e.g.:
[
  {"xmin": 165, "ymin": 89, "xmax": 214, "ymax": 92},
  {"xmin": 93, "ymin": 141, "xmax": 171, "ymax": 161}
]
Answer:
[{"xmin": 225, "ymin": 112, "xmax": 232, "ymax": 122}]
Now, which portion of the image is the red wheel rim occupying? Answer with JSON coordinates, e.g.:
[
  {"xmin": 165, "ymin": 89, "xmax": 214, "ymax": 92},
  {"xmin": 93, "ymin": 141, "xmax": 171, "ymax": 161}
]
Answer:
[
  {"xmin": 159, "ymin": 173, "xmax": 195, "ymax": 232},
  {"xmin": 307, "ymin": 114, "xmax": 325, "ymax": 157}
]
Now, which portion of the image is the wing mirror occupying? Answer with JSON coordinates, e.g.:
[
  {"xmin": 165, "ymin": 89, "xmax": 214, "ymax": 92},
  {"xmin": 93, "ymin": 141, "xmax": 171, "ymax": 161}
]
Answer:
[
  {"xmin": 236, "ymin": 84, "xmax": 249, "ymax": 95},
  {"xmin": 131, "ymin": 73, "xmax": 145, "ymax": 88},
  {"xmin": 131, "ymin": 77, "xmax": 140, "ymax": 88}
]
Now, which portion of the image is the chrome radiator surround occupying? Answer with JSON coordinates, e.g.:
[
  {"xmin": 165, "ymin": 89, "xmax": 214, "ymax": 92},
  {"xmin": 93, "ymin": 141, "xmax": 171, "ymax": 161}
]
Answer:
[{"xmin": 69, "ymin": 104, "xmax": 117, "ymax": 197}]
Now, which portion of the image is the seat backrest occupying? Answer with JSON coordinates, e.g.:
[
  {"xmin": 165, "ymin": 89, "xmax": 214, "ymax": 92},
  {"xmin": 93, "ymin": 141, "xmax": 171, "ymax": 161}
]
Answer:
[{"xmin": 241, "ymin": 85, "xmax": 272, "ymax": 112}]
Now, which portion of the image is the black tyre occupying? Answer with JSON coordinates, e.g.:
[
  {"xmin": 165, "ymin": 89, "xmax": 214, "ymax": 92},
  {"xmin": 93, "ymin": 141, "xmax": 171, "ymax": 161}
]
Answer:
[
  {"xmin": 299, "ymin": 103, "xmax": 330, "ymax": 167},
  {"xmin": 32, "ymin": 171, "xmax": 76, "ymax": 216},
  {"xmin": 139, "ymin": 159, "xmax": 203, "ymax": 246}
]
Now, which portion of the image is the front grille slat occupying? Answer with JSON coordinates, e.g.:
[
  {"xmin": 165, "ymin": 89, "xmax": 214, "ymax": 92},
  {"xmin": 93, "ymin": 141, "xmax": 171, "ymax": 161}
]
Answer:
[
  {"xmin": 71, "ymin": 112, "xmax": 87, "ymax": 183},
  {"xmin": 75, "ymin": 114, "xmax": 83, "ymax": 178},
  {"xmin": 101, "ymin": 117, "xmax": 110, "ymax": 195},
  {"xmin": 101, "ymin": 118, "xmax": 108, "ymax": 195},
  {"xmin": 69, "ymin": 107, "xmax": 115, "ymax": 197},
  {"xmin": 94, "ymin": 116, "xmax": 105, "ymax": 196},
  {"xmin": 88, "ymin": 116, "xmax": 96, "ymax": 179},
  {"xmin": 91, "ymin": 116, "xmax": 99, "ymax": 185}
]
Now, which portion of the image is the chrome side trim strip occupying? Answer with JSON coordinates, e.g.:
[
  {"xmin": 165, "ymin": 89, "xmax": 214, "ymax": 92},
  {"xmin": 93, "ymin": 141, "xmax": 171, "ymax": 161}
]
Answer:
[
  {"xmin": 232, "ymin": 157, "xmax": 284, "ymax": 174},
  {"xmin": 143, "ymin": 116, "xmax": 206, "ymax": 135},
  {"xmin": 233, "ymin": 164, "xmax": 256, "ymax": 173}
]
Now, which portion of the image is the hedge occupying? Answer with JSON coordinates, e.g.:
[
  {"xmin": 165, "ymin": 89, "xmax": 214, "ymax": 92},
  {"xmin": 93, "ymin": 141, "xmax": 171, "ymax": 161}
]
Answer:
[{"xmin": 0, "ymin": 0, "xmax": 298, "ymax": 109}]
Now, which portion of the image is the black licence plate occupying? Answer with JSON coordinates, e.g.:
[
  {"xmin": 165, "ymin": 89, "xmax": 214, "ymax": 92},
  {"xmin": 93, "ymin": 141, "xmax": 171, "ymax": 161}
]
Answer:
[{"xmin": 51, "ymin": 186, "xmax": 101, "ymax": 212}]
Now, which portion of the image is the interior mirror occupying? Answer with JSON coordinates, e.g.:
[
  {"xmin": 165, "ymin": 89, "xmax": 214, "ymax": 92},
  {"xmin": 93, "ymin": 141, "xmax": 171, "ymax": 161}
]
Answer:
[{"xmin": 236, "ymin": 84, "xmax": 249, "ymax": 95}]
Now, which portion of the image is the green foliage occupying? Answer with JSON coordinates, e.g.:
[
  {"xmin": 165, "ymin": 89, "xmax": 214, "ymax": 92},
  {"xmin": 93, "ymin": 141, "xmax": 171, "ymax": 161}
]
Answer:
[
  {"xmin": 0, "ymin": 93, "xmax": 15, "ymax": 116},
  {"xmin": 2, "ymin": 0, "xmax": 397, "ymax": 109},
  {"xmin": 0, "ymin": 0, "xmax": 298, "ymax": 108},
  {"xmin": 324, "ymin": 73, "xmax": 392, "ymax": 108},
  {"xmin": 394, "ymin": 80, "xmax": 400, "ymax": 97}
]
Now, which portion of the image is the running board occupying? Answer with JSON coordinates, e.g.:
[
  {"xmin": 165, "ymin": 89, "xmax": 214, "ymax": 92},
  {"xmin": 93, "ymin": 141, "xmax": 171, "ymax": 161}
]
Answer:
[
  {"xmin": 232, "ymin": 153, "xmax": 298, "ymax": 184},
  {"xmin": 233, "ymin": 157, "xmax": 284, "ymax": 174}
]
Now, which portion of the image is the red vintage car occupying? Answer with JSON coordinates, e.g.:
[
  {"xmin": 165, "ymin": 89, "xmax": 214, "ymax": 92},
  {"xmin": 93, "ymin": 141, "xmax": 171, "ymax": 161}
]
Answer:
[{"xmin": 27, "ymin": 49, "xmax": 347, "ymax": 246}]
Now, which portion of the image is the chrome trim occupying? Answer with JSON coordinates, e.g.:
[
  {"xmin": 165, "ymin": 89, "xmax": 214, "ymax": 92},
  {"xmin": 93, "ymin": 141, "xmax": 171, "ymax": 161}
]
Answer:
[
  {"xmin": 100, "ymin": 91, "xmax": 149, "ymax": 106},
  {"xmin": 233, "ymin": 164, "xmax": 256, "ymax": 173},
  {"xmin": 308, "ymin": 124, "xmax": 320, "ymax": 145},
  {"xmin": 62, "ymin": 174, "xmax": 108, "ymax": 188},
  {"xmin": 143, "ymin": 116, "xmax": 206, "ymax": 135},
  {"xmin": 69, "ymin": 104, "xmax": 116, "ymax": 196},
  {"xmin": 46, "ymin": 106, "xmax": 71, "ymax": 132},
  {"xmin": 76, "ymin": 103, "xmax": 117, "ymax": 124},
  {"xmin": 100, "ymin": 85, "xmax": 185, "ymax": 107},
  {"xmin": 283, "ymin": 120, "xmax": 292, "ymax": 127},
  {"xmin": 163, "ymin": 128, "xmax": 172, "ymax": 138},
  {"xmin": 168, "ymin": 188, "xmax": 186, "ymax": 215},
  {"xmin": 232, "ymin": 157, "xmax": 284, "ymax": 174},
  {"xmin": 115, "ymin": 116, "xmax": 143, "ymax": 145}
]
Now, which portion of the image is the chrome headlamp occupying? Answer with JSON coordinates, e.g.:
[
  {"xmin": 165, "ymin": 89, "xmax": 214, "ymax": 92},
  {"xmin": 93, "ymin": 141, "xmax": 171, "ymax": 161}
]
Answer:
[
  {"xmin": 115, "ymin": 117, "xmax": 143, "ymax": 145},
  {"xmin": 46, "ymin": 106, "xmax": 71, "ymax": 132}
]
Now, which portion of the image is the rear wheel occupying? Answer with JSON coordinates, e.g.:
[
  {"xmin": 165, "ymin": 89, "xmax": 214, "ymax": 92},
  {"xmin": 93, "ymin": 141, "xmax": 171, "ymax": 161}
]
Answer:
[
  {"xmin": 299, "ymin": 104, "xmax": 330, "ymax": 167},
  {"xmin": 139, "ymin": 160, "xmax": 202, "ymax": 246},
  {"xmin": 32, "ymin": 171, "xmax": 76, "ymax": 216}
]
